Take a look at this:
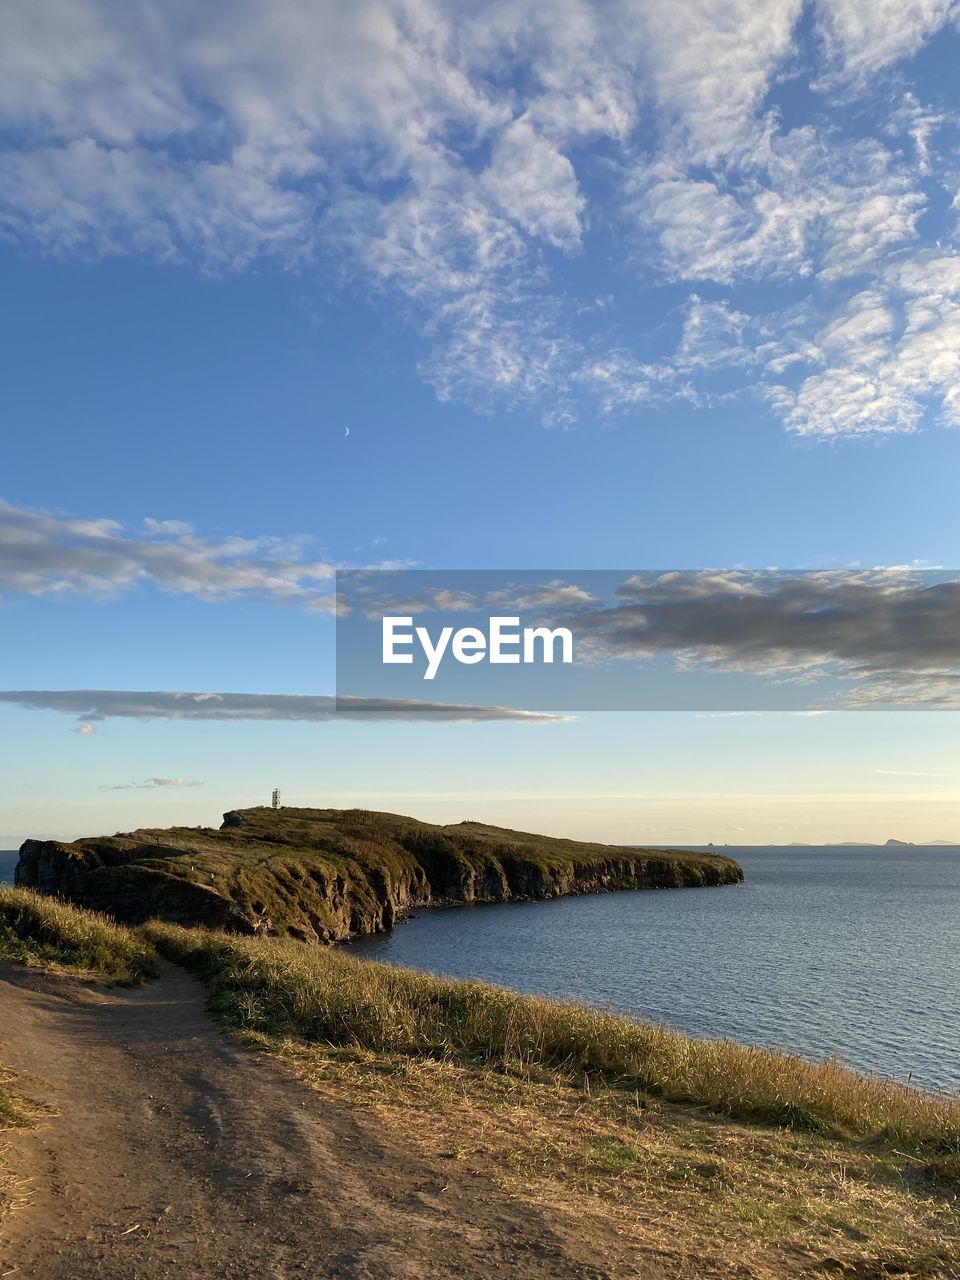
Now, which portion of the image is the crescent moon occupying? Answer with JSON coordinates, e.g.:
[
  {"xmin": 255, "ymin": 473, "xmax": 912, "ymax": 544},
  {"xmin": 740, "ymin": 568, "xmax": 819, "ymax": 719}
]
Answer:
[{"xmin": 344, "ymin": 426, "xmax": 350, "ymax": 437}]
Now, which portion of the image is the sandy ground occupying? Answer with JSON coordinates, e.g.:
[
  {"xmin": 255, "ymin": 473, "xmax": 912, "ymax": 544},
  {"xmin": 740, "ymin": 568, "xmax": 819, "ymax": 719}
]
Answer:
[{"xmin": 0, "ymin": 960, "xmax": 629, "ymax": 1280}]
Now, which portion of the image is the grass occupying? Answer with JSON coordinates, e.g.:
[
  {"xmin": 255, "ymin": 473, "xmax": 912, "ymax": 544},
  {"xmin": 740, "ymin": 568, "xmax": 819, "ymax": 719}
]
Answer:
[
  {"xmin": 146, "ymin": 922, "xmax": 960, "ymax": 1156},
  {"xmin": 0, "ymin": 885, "xmax": 157, "ymax": 984},
  {"xmin": 0, "ymin": 1067, "xmax": 36, "ymax": 1229},
  {"xmin": 1, "ymin": 892, "xmax": 956, "ymax": 1275},
  {"xmin": 145, "ymin": 921, "xmax": 960, "ymax": 1276},
  {"xmin": 0, "ymin": 1077, "xmax": 28, "ymax": 1132},
  {"xmin": 270, "ymin": 1040, "xmax": 960, "ymax": 1277}
]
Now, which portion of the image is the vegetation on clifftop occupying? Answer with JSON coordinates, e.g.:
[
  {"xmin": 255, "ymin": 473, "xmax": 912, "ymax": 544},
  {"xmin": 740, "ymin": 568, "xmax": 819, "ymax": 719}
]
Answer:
[{"xmin": 15, "ymin": 806, "xmax": 743, "ymax": 941}]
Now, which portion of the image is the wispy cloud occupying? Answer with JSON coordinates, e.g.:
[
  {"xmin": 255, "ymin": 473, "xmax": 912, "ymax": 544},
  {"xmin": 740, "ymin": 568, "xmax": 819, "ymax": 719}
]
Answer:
[
  {"xmin": 1, "ymin": 1, "xmax": 959, "ymax": 434},
  {"xmin": 813, "ymin": 0, "xmax": 958, "ymax": 87},
  {"xmin": 0, "ymin": 499, "xmax": 335, "ymax": 606},
  {"xmin": 101, "ymin": 777, "xmax": 205, "ymax": 790},
  {"xmin": 768, "ymin": 252, "xmax": 960, "ymax": 436},
  {"xmin": 0, "ymin": 689, "xmax": 567, "ymax": 726}
]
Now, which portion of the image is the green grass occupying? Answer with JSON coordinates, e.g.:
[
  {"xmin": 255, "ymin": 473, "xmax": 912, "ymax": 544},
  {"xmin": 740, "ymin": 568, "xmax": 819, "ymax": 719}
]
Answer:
[
  {"xmin": 146, "ymin": 922, "xmax": 960, "ymax": 1156},
  {"xmin": 0, "ymin": 886, "xmax": 157, "ymax": 983}
]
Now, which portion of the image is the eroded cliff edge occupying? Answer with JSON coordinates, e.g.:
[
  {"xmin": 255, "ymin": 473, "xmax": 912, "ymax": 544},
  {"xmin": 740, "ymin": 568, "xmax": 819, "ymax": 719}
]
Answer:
[{"xmin": 16, "ymin": 806, "xmax": 743, "ymax": 942}]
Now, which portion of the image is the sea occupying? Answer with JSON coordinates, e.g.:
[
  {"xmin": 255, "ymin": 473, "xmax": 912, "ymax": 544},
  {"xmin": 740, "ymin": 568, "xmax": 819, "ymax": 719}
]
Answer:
[
  {"xmin": 351, "ymin": 846, "xmax": 960, "ymax": 1095},
  {"xmin": 0, "ymin": 851, "xmax": 17, "ymax": 885}
]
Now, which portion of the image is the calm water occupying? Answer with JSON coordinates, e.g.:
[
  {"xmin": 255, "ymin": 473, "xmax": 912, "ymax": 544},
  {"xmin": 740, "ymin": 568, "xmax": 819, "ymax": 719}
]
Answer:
[
  {"xmin": 352, "ymin": 847, "xmax": 960, "ymax": 1094},
  {"xmin": 0, "ymin": 851, "xmax": 17, "ymax": 885}
]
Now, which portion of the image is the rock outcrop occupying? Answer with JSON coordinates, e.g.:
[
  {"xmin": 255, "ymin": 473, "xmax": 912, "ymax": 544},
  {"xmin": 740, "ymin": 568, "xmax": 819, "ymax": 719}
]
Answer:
[{"xmin": 16, "ymin": 806, "xmax": 744, "ymax": 942}]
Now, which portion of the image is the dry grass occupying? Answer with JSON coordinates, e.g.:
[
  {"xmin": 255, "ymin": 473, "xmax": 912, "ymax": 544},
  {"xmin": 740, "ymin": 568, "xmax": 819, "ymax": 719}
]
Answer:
[
  {"xmin": 247, "ymin": 1036, "xmax": 960, "ymax": 1278},
  {"xmin": 147, "ymin": 923, "xmax": 960, "ymax": 1156},
  {"xmin": 1, "ymin": 896, "xmax": 955, "ymax": 1275},
  {"xmin": 0, "ymin": 886, "xmax": 156, "ymax": 984},
  {"xmin": 0, "ymin": 1067, "xmax": 35, "ymax": 1231},
  {"xmin": 0, "ymin": 1075, "xmax": 28, "ymax": 1133}
]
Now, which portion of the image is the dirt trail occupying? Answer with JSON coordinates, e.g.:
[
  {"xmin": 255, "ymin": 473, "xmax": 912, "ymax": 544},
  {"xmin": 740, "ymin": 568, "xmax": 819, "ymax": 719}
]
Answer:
[{"xmin": 0, "ymin": 961, "xmax": 626, "ymax": 1280}]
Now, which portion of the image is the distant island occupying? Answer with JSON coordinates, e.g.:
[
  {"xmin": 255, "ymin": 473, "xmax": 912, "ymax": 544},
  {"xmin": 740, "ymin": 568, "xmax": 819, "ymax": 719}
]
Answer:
[
  {"xmin": 755, "ymin": 839, "xmax": 958, "ymax": 848},
  {"xmin": 14, "ymin": 807, "xmax": 744, "ymax": 942},
  {"xmin": 833, "ymin": 839, "xmax": 960, "ymax": 847},
  {"xmin": 882, "ymin": 839, "xmax": 960, "ymax": 847}
]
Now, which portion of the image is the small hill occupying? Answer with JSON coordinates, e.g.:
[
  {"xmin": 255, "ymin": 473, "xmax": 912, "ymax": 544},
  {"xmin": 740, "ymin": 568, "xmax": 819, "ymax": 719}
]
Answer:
[{"xmin": 15, "ymin": 807, "xmax": 743, "ymax": 942}]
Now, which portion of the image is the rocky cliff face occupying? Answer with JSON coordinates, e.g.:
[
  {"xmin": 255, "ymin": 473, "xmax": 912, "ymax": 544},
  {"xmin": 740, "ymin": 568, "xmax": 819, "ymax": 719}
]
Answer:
[{"xmin": 16, "ymin": 807, "xmax": 743, "ymax": 942}]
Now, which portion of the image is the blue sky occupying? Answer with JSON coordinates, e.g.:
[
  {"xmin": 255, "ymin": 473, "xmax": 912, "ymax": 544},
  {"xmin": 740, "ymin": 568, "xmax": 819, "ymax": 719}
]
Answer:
[{"xmin": 2, "ymin": 0, "xmax": 960, "ymax": 845}]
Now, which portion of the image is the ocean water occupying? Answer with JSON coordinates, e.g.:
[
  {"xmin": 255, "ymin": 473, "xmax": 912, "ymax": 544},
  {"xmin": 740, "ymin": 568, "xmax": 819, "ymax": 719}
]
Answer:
[
  {"xmin": 0, "ymin": 851, "xmax": 17, "ymax": 885},
  {"xmin": 351, "ymin": 846, "xmax": 960, "ymax": 1094}
]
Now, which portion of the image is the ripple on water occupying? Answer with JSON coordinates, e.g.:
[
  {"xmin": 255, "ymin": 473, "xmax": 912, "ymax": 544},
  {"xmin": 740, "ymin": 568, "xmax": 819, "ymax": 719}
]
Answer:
[{"xmin": 351, "ymin": 847, "xmax": 960, "ymax": 1094}]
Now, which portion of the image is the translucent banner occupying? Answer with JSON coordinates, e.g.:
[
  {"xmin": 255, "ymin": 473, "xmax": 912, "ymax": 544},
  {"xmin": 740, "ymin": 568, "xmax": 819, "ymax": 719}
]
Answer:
[{"xmin": 335, "ymin": 569, "xmax": 960, "ymax": 712}]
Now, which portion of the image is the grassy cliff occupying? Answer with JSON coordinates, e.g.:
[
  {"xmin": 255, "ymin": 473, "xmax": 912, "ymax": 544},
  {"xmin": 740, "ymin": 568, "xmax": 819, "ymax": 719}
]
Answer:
[{"xmin": 15, "ymin": 806, "xmax": 743, "ymax": 941}]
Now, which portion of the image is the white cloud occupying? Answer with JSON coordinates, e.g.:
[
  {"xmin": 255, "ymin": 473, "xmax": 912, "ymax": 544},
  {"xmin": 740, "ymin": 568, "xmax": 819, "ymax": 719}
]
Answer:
[
  {"xmin": 814, "ymin": 0, "xmax": 958, "ymax": 85},
  {"xmin": 576, "ymin": 350, "xmax": 685, "ymax": 414},
  {"xmin": 631, "ymin": 128, "xmax": 925, "ymax": 286},
  {"xmin": 482, "ymin": 118, "xmax": 585, "ymax": 250},
  {"xmin": 486, "ymin": 580, "xmax": 600, "ymax": 610},
  {"xmin": 0, "ymin": 498, "xmax": 335, "ymax": 605},
  {"xmin": 885, "ymin": 93, "xmax": 947, "ymax": 175},
  {"xmin": 632, "ymin": 0, "xmax": 804, "ymax": 165},
  {"xmin": 769, "ymin": 251, "xmax": 960, "ymax": 436},
  {"xmin": 676, "ymin": 296, "xmax": 754, "ymax": 371},
  {"xmin": 572, "ymin": 294, "xmax": 755, "ymax": 412},
  {"xmin": 0, "ymin": 0, "xmax": 958, "ymax": 434}
]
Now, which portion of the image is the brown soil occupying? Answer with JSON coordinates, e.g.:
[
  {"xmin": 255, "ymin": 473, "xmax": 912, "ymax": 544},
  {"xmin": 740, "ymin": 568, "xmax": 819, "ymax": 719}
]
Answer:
[{"xmin": 0, "ymin": 960, "xmax": 631, "ymax": 1280}]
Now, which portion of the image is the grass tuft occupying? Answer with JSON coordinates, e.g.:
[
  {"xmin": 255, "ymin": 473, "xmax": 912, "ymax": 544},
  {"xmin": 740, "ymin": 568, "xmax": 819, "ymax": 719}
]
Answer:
[
  {"xmin": 0, "ymin": 886, "xmax": 156, "ymax": 984},
  {"xmin": 146, "ymin": 923, "xmax": 960, "ymax": 1154},
  {"xmin": 0, "ymin": 1082, "xmax": 28, "ymax": 1131}
]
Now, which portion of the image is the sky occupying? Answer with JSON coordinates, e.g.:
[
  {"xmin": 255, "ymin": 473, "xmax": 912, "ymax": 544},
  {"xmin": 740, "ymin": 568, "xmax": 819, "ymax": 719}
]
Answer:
[{"xmin": 2, "ymin": 0, "xmax": 960, "ymax": 846}]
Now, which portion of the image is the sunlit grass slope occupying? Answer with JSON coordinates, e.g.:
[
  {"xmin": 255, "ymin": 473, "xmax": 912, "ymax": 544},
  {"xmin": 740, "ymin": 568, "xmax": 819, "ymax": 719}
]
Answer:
[
  {"xmin": 147, "ymin": 922, "xmax": 960, "ymax": 1154},
  {"xmin": 0, "ymin": 885, "xmax": 156, "ymax": 984}
]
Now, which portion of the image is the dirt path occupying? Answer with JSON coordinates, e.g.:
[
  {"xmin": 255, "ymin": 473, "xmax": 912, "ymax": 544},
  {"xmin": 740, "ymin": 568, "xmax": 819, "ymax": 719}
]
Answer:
[{"xmin": 0, "ymin": 961, "xmax": 626, "ymax": 1280}]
